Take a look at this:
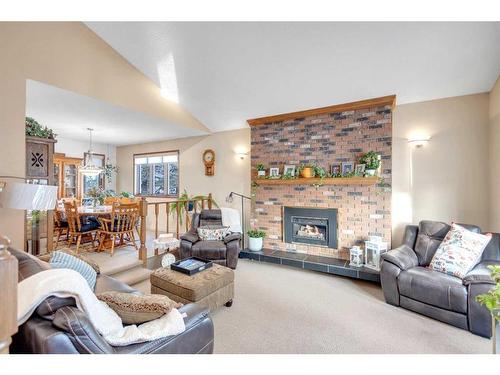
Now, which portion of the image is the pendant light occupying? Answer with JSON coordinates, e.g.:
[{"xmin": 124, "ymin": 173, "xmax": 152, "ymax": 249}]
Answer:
[{"xmin": 79, "ymin": 128, "xmax": 103, "ymax": 177}]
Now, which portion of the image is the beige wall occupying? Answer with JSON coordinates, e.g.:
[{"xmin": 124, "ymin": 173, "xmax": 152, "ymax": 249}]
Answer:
[
  {"xmin": 489, "ymin": 77, "xmax": 500, "ymax": 231},
  {"xmin": 392, "ymin": 93, "xmax": 490, "ymax": 244},
  {"xmin": 0, "ymin": 22, "xmax": 208, "ymax": 248},
  {"xmin": 116, "ymin": 128, "xmax": 251, "ymax": 239}
]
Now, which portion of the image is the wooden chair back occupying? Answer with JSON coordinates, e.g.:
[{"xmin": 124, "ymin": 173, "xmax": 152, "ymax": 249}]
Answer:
[
  {"xmin": 104, "ymin": 197, "xmax": 137, "ymax": 205},
  {"xmin": 54, "ymin": 209, "xmax": 66, "ymax": 228},
  {"xmin": 110, "ymin": 203, "xmax": 140, "ymax": 233},
  {"xmin": 64, "ymin": 201, "xmax": 81, "ymax": 233}
]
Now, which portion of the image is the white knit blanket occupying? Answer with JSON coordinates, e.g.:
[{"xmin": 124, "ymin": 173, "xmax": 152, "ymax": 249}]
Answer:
[
  {"xmin": 17, "ymin": 269, "xmax": 185, "ymax": 347},
  {"xmin": 221, "ymin": 207, "xmax": 242, "ymax": 233}
]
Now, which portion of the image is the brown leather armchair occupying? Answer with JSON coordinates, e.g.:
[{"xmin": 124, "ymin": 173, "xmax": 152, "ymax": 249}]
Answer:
[
  {"xmin": 180, "ymin": 209, "xmax": 241, "ymax": 269},
  {"xmin": 380, "ymin": 220, "xmax": 500, "ymax": 338}
]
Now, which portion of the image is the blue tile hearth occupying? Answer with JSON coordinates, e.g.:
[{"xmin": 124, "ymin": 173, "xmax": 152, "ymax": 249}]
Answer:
[{"xmin": 239, "ymin": 249, "xmax": 380, "ymax": 283}]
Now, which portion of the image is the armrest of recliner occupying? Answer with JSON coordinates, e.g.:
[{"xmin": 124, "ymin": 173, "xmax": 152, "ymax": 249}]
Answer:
[
  {"xmin": 224, "ymin": 232, "xmax": 241, "ymax": 244},
  {"xmin": 381, "ymin": 245, "xmax": 419, "ymax": 271},
  {"xmin": 463, "ymin": 261, "xmax": 498, "ymax": 286},
  {"xmin": 180, "ymin": 231, "xmax": 199, "ymax": 244}
]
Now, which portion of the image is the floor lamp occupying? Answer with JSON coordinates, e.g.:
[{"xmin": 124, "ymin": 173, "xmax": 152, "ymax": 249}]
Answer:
[{"xmin": 226, "ymin": 192, "xmax": 251, "ymax": 249}]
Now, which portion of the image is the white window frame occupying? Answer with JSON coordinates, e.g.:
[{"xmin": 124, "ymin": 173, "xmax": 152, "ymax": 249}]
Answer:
[{"xmin": 133, "ymin": 151, "xmax": 179, "ymax": 197}]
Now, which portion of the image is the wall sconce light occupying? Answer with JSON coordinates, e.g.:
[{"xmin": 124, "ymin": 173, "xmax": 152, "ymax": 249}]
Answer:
[
  {"xmin": 408, "ymin": 137, "xmax": 430, "ymax": 148},
  {"xmin": 235, "ymin": 151, "xmax": 249, "ymax": 160}
]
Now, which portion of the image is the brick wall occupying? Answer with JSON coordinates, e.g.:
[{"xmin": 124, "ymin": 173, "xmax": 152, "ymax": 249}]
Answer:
[{"xmin": 250, "ymin": 104, "xmax": 392, "ymax": 259}]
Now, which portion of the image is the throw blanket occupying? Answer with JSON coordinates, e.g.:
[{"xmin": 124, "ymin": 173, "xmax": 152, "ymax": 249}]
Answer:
[
  {"xmin": 221, "ymin": 207, "xmax": 242, "ymax": 233},
  {"xmin": 17, "ymin": 269, "xmax": 185, "ymax": 347}
]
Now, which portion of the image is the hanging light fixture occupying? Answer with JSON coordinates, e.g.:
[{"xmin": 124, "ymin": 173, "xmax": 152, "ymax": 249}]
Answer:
[{"xmin": 79, "ymin": 128, "xmax": 103, "ymax": 177}]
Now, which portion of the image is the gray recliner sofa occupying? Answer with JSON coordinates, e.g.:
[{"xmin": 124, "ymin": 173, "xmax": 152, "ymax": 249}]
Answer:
[{"xmin": 380, "ymin": 220, "xmax": 500, "ymax": 338}]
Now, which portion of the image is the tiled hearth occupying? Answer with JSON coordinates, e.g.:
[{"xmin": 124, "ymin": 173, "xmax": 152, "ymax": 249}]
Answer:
[{"xmin": 250, "ymin": 97, "xmax": 393, "ymax": 260}]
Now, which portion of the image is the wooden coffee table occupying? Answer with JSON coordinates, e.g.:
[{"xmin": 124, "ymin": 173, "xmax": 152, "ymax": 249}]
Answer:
[{"xmin": 150, "ymin": 263, "xmax": 234, "ymax": 311}]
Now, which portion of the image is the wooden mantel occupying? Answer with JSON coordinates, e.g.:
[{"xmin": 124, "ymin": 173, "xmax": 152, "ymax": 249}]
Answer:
[
  {"xmin": 254, "ymin": 176, "xmax": 379, "ymax": 186},
  {"xmin": 247, "ymin": 95, "xmax": 396, "ymax": 126}
]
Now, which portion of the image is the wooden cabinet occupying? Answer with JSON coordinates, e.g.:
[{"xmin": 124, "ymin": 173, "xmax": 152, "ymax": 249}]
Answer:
[{"xmin": 54, "ymin": 153, "xmax": 83, "ymax": 200}]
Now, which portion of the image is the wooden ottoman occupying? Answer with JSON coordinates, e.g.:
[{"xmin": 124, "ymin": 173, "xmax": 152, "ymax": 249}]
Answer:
[{"xmin": 150, "ymin": 263, "xmax": 234, "ymax": 312}]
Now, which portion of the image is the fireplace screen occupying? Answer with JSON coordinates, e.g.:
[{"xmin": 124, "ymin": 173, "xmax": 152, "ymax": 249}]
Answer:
[{"xmin": 284, "ymin": 207, "xmax": 338, "ymax": 248}]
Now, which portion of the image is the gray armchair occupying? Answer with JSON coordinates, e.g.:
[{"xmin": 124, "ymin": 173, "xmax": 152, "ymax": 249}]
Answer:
[
  {"xmin": 180, "ymin": 209, "xmax": 241, "ymax": 269},
  {"xmin": 380, "ymin": 220, "xmax": 500, "ymax": 338}
]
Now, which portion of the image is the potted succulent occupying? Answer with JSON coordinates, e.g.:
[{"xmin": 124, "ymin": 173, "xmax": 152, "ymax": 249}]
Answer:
[
  {"xmin": 256, "ymin": 163, "xmax": 266, "ymax": 178},
  {"xmin": 476, "ymin": 265, "xmax": 500, "ymax": 354},
  {"xmin": 359, "ymin": 151, "xmax": 381, "ymax": 176},
  {"xmin": 247, "ymin": 228, "xmax": 266, "ymax": 252}
]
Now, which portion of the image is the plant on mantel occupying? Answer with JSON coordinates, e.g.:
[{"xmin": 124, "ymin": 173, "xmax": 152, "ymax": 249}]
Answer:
[{"xmin": 25, "ymin": 117, "xmax": 56, "ymax": 139}]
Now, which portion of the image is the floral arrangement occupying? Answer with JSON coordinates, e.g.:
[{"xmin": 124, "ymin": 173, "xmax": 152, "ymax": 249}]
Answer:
[{"xmin": 25, "ymin": 117, "xmax": 56, "ymax": 139}]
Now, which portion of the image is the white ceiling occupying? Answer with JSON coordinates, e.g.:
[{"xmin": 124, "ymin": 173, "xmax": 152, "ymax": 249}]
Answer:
[
  {"xmin": 86, "ymin": 22, "xmax": 500, "ymax": 133},
  {"xmin": 26, "ymin": 80, "xmax": 207, "ymax": 145}
]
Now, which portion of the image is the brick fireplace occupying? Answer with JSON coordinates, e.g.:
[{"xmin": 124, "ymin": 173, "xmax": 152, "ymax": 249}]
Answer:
[{"xmin": 249, "ymin": 96, "xmax": 393, "ymax": 260}]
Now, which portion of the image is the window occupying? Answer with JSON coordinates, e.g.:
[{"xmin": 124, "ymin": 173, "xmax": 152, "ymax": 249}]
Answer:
[
  {"xmin": 83, "ymin": 153, "xmax": 105, "ymax": 195},
  {"xmin": 134, "ymin": 151, "xmax": 179, "ymax": 197}
]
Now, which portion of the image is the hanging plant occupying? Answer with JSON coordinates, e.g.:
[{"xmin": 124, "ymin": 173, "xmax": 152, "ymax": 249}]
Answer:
[
  {"xmin": 25, "ymin": 117, "xmax": 56, "ymax": 139},
  {"xmin": 104, "ymin": 161, "xmax": 118, "ymax": 183}
]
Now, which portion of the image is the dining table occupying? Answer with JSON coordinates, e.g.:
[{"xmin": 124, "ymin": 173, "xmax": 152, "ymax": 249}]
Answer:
[{"xmin": 57, "ymin": 205, "xmax": 113, "ymax": 217}]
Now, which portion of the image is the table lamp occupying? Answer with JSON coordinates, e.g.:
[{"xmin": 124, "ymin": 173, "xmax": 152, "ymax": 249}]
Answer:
[{"xmin": 0, "ymin": 179, "xmax": 58, "ymax": 254}]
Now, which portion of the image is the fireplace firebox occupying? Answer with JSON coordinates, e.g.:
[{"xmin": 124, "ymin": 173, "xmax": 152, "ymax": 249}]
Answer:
[{"xmin": 283, "ymin": 207, "xmax": 338, "ymax": 249}]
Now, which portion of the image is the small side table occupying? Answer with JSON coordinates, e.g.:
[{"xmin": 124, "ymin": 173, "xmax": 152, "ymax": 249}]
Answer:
[{"xmin": 153, "ymin": 234, "xmax": 180, "ymax": 256}]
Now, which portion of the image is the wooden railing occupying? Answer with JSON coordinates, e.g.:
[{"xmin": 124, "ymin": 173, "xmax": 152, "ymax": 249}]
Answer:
[
  {"xmin": 137, "ymin": 194, "xmax": 213, "ymax": 262},
  {"xmin": 0, "ymin": 236, "xmax": 18, "ymax": 354}
]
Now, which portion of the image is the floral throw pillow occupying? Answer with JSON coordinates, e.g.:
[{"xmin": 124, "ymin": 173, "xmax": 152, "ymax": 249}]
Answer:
[
  {"xmin": 429, "ymin": 223, "xmax": 491, "ymax": 279},
  {"xmin": 197, "ymin": 225, "xmax": 230, "ymax": 241}
]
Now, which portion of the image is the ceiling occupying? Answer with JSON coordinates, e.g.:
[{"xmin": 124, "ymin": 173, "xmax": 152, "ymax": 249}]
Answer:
[
  {"xmin": 26, "ymin": 80, "xmax": 207, "ymax": 146},
  {"xmin": 86, "ymin": 22, "xmax": 500, "ymax": 133}
]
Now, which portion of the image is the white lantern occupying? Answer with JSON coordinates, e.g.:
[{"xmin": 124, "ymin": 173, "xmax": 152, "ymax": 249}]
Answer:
[
  {"xmin": 364, "ymin": 240, "xmax": 388, "ymax": 270},
  {"xmin": 349, "ymin": 246, "xmax": 364, "ymax": 267}
]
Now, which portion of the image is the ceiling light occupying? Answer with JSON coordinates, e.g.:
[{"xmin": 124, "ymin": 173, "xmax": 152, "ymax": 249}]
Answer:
[{"xmin": 79, "ymin": 128, "xmax": 103, "ymax": 177}]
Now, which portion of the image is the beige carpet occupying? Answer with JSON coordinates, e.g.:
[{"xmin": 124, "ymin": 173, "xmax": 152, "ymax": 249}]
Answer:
[{"xmin": 209, "ymin": 259, "xmax": 491, "ymax": 354}]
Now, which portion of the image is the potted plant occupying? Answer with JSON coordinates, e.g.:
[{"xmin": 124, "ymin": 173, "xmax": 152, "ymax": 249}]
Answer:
[
  {"xmin": 256, "ymin": 163, "xmax": 266, "ymax": 178},
  {"xmin": 476, "ymin": 265, "xmax": 500, "ymax": 354},
  {"xmin": 298, "ymin": 164, "xmax": 315, "ymax": 178},
  {"xmin": 170, "ymin": 190, "xmax": 218, "ymax": 225},
  {"xmin": 247, "ymin": 228, "xmax": 266, "ymax": 252},
  {"xmin": 359, "ymin": 151, "xmax": 381, "ymax": 176}
]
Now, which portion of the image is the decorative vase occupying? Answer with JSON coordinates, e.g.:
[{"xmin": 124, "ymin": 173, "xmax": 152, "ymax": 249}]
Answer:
[
  {"xmin": 300, "ymin": 167, "xmax": 314, "ymax": 178},
  {"xmin": 365, "ymin": 169, "xmax": 376, "ymax": 176},
  {"xmin": 248, "ymin": 237, "xmax": 263, "ymax": 252}
]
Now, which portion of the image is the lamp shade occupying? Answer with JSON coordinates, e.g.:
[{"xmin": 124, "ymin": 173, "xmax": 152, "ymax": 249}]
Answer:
[{"xmin": 0, "ymin": 182, "xmax": 58, "ymax": 211}]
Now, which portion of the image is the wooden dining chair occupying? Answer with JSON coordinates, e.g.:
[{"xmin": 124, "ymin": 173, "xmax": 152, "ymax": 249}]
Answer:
[
  {"xmin": 64, "ymin": 201, "xmax": 100, "ymax": 253},
  {"xmin": 97, "ymin": 202, "xmax": 140, "ymax": 256},
  {"xmin": 53, "ymin": 208, "xmax": 69, "ymax": 250},
  {"xmin": 103, "ymin": 196, "xmax": 119, "ymax": 205}
]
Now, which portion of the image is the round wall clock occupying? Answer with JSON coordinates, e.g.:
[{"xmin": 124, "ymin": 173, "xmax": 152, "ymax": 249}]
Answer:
[{"xmin": 203, "ymin": 149, "xmax": 215, "ymax": 176}]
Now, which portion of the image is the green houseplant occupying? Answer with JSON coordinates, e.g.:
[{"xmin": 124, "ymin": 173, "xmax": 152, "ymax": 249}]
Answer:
[
  {"xmin": 256, "ymin": 163, "xmax": 266, "ymax": 178},
  {"xmin": 476, "ymin": 265, "xmax": 500, "ymax": 354},
  {"xmin": 169, "ymin": 190, "xmax": 218, "ymax": 225},
  {"xmin": 25, "ymin": 117, "xmax": 56, "ymax": 139},
  {"xmin": 359, "ymin": 151, "xmax": 381, "ymax": 176},
  {"xmin": 247, "ymin": 228, "xmax": 266, "ymax": 252}
]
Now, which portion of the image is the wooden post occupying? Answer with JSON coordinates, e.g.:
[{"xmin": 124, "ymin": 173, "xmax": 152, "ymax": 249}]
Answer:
[
  {"xmin": 176, "ymin": 204, "xmax": 180, "ymax": 239},
  {"xmin": 208, "ymin": 193, "xmax": 213, "ymax": 209},
  {"xmin": 185, "ymin": 201, "xmax": 189, "ymax": 232},
  {"xmin": 166, "ymin": 203, "xmax": 170, "ymax": 234},
  {"xmin": 138, "ymin": 198, "xmax": 148, "ymax": 263},
  {"xmin": 154, "ymin": 203, "xmax": 159, "ymax": 239},
  {"xmin": 0, "ymin": 236, "xmax": 18, "ymax": 354}
]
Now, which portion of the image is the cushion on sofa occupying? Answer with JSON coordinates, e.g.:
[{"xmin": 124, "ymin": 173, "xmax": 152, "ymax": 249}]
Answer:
[
  {"xmin": 398, "ymin": 266, "xmax": 468, "ymax": 313},
  {"xmin": 38, "ymin": 249, "xmax": 100, "ymax": 274},
  {"xmin": 429, "ymin": 224, "xmax": 491, "ymax": 279},
  {"xmin": 197, "ymin": 225, "xmax": 230, "ymax": 241},
  {"xmin": 50, "ymin": 251, "xmax": 97, "ymax": 290},
  {"xmin": 96, "ymin": 291, "xmax": 182, "ymax": 324}
]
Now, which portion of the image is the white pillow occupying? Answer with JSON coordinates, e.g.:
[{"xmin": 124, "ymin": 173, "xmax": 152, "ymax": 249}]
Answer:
[
  {"xmin": 197, "ymin": 225, "xmax": 230, "ymax": 241},
  {"xmin": 429, "ymin": 223, "xmax": 491, "ymax": 279}
]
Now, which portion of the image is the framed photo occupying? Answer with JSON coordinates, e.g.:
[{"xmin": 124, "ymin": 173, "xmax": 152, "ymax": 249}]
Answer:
[
  {"xmin": 341, "ymin": 162, "xmax": 354, "ymax": 176},
  {"xmin": 355, "ymin": 163, "xmax": 366, "ymax": 176},
  {"xmin": 269, "ymin": 167, "xmax": 280, "ymax": 178},
  {"xmin": 284, "ymin": 165, "xmax": 296, "ymax": 177},
  {"xmin": 330, "ymin": 164, "xmax": 341, "ymax": 176}
]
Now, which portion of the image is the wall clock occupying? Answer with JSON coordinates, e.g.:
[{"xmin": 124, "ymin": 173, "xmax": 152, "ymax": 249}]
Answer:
[{"xmin": 203, "ymin": 149, "xmax": 215, "ymax": 176}]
